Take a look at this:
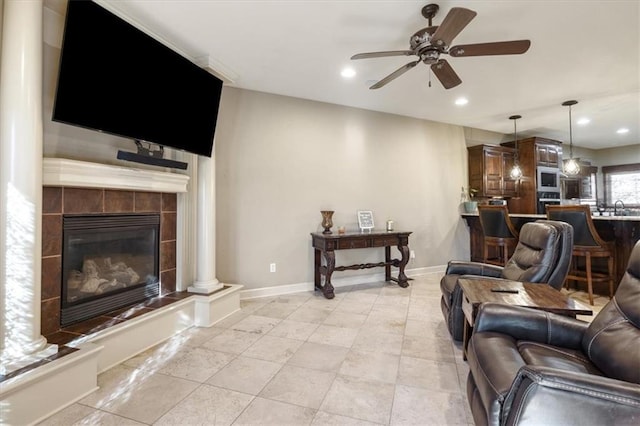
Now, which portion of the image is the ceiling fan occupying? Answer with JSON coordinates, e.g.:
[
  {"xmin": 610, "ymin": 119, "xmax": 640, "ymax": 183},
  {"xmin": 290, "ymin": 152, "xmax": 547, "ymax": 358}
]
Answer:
[{"xmin": 351, "ymin": 3, "xmax": 531, "ymax": 90}]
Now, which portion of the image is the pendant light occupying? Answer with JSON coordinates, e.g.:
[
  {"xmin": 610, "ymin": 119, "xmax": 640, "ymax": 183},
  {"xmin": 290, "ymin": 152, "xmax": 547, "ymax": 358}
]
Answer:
[
  {"xmin": 562, "ymin": 100, "xmax": 580, "ymax": 175},
  {"xmin": 509, "ymin": 115, "xmax": 523, "ymax": 179}
]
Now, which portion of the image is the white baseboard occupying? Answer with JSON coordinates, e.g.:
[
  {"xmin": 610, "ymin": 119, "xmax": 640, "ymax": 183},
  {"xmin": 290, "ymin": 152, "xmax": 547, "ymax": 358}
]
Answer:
[
  {"xmin": 406, "ymin": 265, "xmax": 447, "ymax": 275},
  {"xmin": 240, "ymin": 265, "xmax": 447, "ymax": 300}
]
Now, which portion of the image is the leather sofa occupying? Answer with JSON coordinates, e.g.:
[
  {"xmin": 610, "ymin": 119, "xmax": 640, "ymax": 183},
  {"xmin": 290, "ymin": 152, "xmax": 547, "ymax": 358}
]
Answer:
[
  {"xmin": 466, "ymin": 240, "xmax": 640, "ymax": 426},
  {"xmin": 440, "ymin": 220, "xmax": 573, "ymax": 340}
]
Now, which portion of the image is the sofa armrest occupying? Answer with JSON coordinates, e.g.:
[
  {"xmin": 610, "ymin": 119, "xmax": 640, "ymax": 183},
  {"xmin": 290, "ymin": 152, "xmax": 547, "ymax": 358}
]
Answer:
[
  {"xmin": 474, "ymin": 303, "xmax": 588, "ymax": 349},
  {"xmin": 445, "ymin": 260, "xmax": 503, "ymax": 277},
  {"xmin": 502, "ymin": 365, "xmax": 640, "ymax": 426}
]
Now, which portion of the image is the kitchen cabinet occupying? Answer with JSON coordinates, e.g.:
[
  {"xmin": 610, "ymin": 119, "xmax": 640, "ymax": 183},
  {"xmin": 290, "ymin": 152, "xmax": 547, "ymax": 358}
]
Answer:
[
  {"xmin": 500, "ymin": 137, "xmax": 563, "ymax": 214},
  {"xmin": 468, "ymin": 145, "xmax": 517, "ymax": 197},
  {"xmin": 561, "ymin": 165, "xmax": 597, "ymax": 201},
  {"xmin": 536, "ymin": 143, "xmax": 560, "ymax": 167}
]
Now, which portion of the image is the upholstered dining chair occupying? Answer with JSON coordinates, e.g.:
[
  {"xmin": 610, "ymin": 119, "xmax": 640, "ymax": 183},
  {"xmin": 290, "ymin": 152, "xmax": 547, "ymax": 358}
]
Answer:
[
  {"xmin": 546, "ymin": 204, "xmax": 615, "ymax": 305},
  {"xmin": 477, "ymin": 205, "xmax": 519, "ymax": 266},
  {"xmin": 440, "ymin": 220, "xmax": 573, "ymax": 341}
]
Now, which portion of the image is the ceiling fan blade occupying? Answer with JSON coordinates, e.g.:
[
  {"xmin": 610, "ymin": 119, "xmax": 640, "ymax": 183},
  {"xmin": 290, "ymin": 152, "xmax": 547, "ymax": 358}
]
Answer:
[
  {"xmin": 430, "ymin": 59, "xmax": 462, "ymax": 89},
  {"xmin": 351, "ymin": 50, "xmax": 415, "ymax": 60},
  {"xmin": 370, "ymin": 60, "xmax": 420, "ymax": 89},
  {"xmin": 449, "ymin": 40, "xmax": 531, "ymax": 57},
  {"xmin": 431, "ymin": 7, "xmax": 477, "ymax": 48}
]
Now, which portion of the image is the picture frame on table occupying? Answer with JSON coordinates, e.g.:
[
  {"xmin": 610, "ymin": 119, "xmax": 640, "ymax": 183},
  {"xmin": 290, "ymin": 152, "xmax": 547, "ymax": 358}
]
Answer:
[{"xmin": 357, "ymin": 210, "xmax": 374, "ymax": 231}]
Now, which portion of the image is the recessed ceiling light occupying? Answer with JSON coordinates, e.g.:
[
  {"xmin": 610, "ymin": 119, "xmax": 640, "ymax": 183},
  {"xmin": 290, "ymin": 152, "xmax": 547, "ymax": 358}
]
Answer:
[
  {"xmin": 455, "ymin": 97, "xmax": 468, "ymax": 106},
  {"xmin": 577, "ymin": 117, "xmax": 590, "ymax": 125},
  {"xmin": 616, "ymin": 127, "xmax": 629, "ymax": 134},
  {"xmin": 341, "ymin": 67, "xmax": 356, "ymax": 78}
]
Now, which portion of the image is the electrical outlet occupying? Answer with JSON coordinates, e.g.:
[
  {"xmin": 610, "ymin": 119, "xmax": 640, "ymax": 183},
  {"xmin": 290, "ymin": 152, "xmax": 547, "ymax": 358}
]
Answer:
[
  {"xmin": 270, "ymin": 263, "xmax": 276, "ymax": 273},
  {"xmin": 410, "ymin": 250, "xmax": 416, "ymax": 259}
]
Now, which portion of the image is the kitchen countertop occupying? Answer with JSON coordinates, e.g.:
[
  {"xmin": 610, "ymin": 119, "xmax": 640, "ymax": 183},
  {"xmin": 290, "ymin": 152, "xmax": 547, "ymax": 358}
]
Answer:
[{"xmin": 461, "ymin": 212, "xmax": 640, "ymax": 222}]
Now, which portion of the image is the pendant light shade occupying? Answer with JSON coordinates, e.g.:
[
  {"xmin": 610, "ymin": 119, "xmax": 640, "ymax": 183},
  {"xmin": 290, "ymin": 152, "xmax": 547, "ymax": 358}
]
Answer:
[
  {"xmin": 562, "ymin": 100, "xmax": 580, "ymax": 175},
  {"xmin": 509, "ymin": 115, "xmax": 522, "ymax": 180}
]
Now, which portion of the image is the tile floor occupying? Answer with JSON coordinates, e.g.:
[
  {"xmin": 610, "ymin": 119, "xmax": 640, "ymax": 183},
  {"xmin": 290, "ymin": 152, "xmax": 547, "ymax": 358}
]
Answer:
[{"xmin": 39, "ymin": 273, "xmax": 606, "ymax": 426}]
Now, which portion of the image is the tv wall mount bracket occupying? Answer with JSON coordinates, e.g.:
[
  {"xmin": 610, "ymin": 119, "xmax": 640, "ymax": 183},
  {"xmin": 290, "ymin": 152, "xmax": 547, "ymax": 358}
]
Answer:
[
  {"xmin": 135, "ymin": 140, "xmax": 164, "ymax": 158},
  {"xmin": 117, "ymin": 139, "xmax": 188, "ymax": 170}
]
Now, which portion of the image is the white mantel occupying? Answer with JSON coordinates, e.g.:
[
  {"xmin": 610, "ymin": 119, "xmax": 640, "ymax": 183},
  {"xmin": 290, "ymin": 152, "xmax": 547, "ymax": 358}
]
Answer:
[{"xmin": 43, "ymin": 157, "xmax": 189, "ymax": 193}]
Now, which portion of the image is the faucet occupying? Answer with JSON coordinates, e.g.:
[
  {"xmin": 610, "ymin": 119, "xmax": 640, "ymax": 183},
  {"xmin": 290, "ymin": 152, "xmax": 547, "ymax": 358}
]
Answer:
[{"xmin": 614, "ymin": 200, "xmax": 625, "ymax": 216}]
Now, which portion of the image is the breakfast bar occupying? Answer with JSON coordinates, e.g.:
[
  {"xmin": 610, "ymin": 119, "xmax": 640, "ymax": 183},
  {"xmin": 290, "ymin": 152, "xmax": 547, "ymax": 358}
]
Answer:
[{"xmin": 462, "ymin": 212, "xmax": 640, "ymax": 290}]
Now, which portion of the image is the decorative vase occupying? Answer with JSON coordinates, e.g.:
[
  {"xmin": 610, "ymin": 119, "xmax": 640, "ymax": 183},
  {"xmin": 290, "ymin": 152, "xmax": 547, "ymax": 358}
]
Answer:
[
  {"xmin": 320, "ymin": 210, "xmax": 334, "ymax": 234},
  {"xmin": 463, "ymin": 201, "xmax": 478, "ymax": 213}
]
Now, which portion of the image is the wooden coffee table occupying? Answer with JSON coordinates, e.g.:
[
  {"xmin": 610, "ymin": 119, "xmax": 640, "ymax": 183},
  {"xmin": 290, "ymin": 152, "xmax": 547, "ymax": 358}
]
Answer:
[{"xmin": 459, "ymin": 277, "xmax": 593, "ymax": 360}]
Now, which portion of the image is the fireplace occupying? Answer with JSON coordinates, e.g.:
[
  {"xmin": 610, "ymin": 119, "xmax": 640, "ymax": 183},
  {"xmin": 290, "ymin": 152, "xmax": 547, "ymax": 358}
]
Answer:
[{"xmin": 61, "ymin": 214, "xmax": 160, "ymax": 326}]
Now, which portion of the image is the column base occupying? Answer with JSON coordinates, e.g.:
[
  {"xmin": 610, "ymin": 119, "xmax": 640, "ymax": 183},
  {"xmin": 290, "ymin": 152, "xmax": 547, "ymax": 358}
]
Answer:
[
  {"xmin": 0, "ymin": 343, "xmax": 59, "ymax": 375},
  {"xmin": 188, "ymin": 279, "xmax": 224, "ymax": 294}
]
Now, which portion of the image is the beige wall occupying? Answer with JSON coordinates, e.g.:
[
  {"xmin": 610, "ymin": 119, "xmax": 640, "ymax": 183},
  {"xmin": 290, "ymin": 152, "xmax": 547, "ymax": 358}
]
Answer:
[
  {"xmin": 214, "ymin": 88, "xmax": 470, "ymax": 290},
  {"xmin": 593, "ymin": 144, "xmax": 640, "ymax": 167}
]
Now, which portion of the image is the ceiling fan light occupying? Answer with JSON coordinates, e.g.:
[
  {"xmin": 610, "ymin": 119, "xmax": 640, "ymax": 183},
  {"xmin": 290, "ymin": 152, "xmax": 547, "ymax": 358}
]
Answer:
[{"xmin": 564, "ymin": 158, "xmax": 580, "ymax": 175}]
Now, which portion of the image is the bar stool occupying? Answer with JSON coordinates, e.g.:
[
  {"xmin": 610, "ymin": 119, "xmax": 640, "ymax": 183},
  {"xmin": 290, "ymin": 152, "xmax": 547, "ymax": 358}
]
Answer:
[
  {"xmin": 477, "ymin": 205, "xmax": 519, "ymax": 266},
  {"xmin": 546, "ymin": 205, "xmax": 615, "ymax": 305}
]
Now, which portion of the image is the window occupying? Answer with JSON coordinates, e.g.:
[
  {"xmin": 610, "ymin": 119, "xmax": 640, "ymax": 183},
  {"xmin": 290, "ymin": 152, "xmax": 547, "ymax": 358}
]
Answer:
[{"xmin": 603, "ymin": 163, "xmax": 640, "ymax": 207}]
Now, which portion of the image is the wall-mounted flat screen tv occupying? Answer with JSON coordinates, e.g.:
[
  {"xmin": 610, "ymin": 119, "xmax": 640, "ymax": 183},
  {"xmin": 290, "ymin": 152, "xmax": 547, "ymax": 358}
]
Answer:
[{"xmin": 53, "ymin": 0, "xmax": 223, "ymax": 158}]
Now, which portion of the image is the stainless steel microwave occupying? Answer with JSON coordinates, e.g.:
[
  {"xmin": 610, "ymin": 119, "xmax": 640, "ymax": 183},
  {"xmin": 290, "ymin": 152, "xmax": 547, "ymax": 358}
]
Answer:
[{"xmin": 537, "ymin": 166, "xmax": 560, "ymax": 192}]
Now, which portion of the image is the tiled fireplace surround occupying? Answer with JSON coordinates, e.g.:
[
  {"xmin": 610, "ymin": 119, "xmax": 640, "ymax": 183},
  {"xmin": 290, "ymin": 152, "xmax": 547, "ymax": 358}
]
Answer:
[
  {"xmin": 2, "ymin": 159, "xmax": 244, "ymax": 425},
  {"xmin": 41, "ymin": 187, "xmax": 178, "ymax": 337}
]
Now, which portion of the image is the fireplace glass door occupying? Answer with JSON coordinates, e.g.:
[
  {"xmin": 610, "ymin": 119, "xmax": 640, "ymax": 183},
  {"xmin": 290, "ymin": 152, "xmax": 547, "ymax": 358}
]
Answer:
[{"xmin": 61, "ymin": 214, "xmax": 159, "ymax": 326}]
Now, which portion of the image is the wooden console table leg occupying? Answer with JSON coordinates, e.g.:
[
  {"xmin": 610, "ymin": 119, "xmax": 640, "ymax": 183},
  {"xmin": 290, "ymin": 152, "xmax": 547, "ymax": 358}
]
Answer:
[
  {"xmin": 321, "ymin": 250, "xmax": 335, "ymax": 299},
  {"xmin": 385, "ymin": 246, "xmax": 391, "ymax": 282},
  {"xmin": 314, "ymin": 249, "xmax": 321, "ymax": 290},
  {"xmin": 397, "ymin": 244, "xmax": 409, "ymax": 288}
]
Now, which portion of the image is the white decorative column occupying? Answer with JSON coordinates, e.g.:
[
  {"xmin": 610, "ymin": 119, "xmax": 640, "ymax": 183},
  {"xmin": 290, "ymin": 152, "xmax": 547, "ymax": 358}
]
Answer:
[
  {"xmin": 0, "ymin": 0, "xmax": 56, "ymax": 374},
  {"xmin": 188, "ymin": 155, "xmax": 224, "ymax": 294}
]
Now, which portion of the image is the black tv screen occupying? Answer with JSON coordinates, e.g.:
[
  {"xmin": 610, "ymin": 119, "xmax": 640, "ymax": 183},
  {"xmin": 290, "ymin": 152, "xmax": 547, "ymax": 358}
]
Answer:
[{"xmin": 53, "ymin": 0, "xmax": 223, "ymax": 157}]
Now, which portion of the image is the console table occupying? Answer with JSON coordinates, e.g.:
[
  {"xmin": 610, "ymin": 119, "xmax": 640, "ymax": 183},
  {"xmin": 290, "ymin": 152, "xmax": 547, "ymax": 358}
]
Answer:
[{"xmin": 310, "ymin": 230, "xmax": 412, "ymax": 299}]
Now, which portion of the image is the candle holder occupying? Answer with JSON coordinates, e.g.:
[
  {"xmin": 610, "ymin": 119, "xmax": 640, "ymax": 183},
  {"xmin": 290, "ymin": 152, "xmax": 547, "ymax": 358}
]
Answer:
[{"xmin": 320, "ymin": 210, "xmax": 334, "ymax": 234}]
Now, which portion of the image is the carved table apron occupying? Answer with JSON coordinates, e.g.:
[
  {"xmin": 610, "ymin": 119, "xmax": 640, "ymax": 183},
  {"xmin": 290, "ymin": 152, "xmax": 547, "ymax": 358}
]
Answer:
[{"xmin": 310, "ymin": 231, "xmax": 412, "ymax": 299}]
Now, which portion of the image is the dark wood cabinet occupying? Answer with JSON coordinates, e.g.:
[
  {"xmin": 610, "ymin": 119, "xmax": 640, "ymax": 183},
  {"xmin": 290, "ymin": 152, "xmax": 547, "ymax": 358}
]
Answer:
[
  {"xmin": 561, "ymin": 165, "xmax": 597, "ymax": 201},
  {"xmin": 536, "ymin": 143, "xmax": 560, "ymax": 167},
  {"xmin": 563, "ymin": 179, "xmax": 580, "ymax": 199},
  {"xmin": 468, "ymin": 145, "xmax": 517, "ymax": 197},
  {"xmin": 501, "ymin": 137, "xmax": 563, "ymax": 214}
]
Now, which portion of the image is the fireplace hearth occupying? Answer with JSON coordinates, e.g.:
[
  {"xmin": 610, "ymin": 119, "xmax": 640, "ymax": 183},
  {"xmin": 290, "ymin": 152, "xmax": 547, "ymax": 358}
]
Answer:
[{"xmin": 61, "ymin": 214, "xmax": 160, "ymax": 326}]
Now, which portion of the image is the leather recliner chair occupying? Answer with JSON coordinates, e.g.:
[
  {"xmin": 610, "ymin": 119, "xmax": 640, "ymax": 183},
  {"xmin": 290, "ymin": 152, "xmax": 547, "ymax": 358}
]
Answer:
[
  {"xmin": 440, "ymin": 220, "xmax": 573, "ymax": 341},
  {"xmin": 466, "ymin": 240, "xmax": 640, "ymax": 426}
]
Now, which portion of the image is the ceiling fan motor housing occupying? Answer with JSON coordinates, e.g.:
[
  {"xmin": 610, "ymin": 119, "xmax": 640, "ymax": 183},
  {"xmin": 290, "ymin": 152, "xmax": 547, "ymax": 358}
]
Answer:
[{"xmin": 410, "ymin": 27, "xmax": 437, "ymax": 50}]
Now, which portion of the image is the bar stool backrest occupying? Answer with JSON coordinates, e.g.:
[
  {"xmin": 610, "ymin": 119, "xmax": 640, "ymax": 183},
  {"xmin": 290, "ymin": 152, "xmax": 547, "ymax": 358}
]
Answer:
[
  {"xmin": 546, "ymin": 205, "xmax": 604, "ymax": 247},
  {"xmin": 478, "ymin": 205, "xmax": 519, "ymax": 239}
]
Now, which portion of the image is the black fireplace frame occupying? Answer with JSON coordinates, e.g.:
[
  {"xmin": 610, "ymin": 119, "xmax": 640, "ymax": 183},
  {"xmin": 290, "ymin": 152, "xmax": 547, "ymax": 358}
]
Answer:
[{"xmin": 61, "ymin": 213, "xmax": 160, "ymax": 326}]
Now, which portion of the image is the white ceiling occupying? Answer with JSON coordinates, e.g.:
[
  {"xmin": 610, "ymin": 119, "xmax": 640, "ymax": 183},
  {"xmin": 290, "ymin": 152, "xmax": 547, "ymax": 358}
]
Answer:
[{"xmin": 51, "ymin": 1, "xmax": 639, "ymax": 150}]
